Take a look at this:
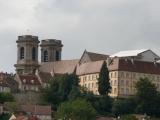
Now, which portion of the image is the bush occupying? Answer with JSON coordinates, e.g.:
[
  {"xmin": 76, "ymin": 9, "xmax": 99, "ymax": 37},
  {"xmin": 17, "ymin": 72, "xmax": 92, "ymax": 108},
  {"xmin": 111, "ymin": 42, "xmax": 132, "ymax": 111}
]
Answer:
[
  {"xmin": 119, "ymin": 115, "xmax": 138, "ymax": 120},
  {"xmin": 56, "ymin": 98, "xmax": 97, "ymax": 120}
]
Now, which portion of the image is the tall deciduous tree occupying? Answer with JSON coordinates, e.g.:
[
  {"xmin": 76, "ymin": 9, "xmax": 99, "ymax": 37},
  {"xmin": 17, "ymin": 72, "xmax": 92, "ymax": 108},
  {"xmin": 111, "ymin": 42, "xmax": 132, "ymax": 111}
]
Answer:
[
  {"xmin": 135, "ymin": 77, "xmax": 159, "ymax": 116},
  {"xmin": 98, "ymin": 61, "xmax": 111, "ymax": 95},
  {"xmin": 42, "ymin": 73, "xmax": 80, "ymax": 109},
  {"xmin": 56, "ymin": 98, "xmax": 97, "ymax": 120}
]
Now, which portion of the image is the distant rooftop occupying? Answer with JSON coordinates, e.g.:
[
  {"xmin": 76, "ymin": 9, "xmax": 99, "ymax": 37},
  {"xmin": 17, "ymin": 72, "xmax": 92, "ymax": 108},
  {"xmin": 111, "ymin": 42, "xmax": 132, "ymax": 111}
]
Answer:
[{"xmin": 110, "ymin": 49, "xmax": 148, "ymax": 57}]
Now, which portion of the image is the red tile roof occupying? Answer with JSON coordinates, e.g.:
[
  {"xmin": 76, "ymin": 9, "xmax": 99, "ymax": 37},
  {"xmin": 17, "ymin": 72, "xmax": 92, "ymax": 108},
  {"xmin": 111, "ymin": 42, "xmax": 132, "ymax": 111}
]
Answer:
[
  {"xmin": 87, "ymin": 51, "xmax": 109, "ymax": 61},
  {"xmin": 109, "ymin": 58, "xmax": 160, "ymax": 75},
  {"xmin": 19, "ymin": 75, "xmax": 41, "ymax": 85}
]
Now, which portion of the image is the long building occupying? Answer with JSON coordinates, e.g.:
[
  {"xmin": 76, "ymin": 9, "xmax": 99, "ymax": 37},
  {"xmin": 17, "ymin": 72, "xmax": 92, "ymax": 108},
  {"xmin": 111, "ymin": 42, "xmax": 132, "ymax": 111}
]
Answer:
[{"xmin": 13, "ymin": 35, "xmax": 160, "ymax": 98}]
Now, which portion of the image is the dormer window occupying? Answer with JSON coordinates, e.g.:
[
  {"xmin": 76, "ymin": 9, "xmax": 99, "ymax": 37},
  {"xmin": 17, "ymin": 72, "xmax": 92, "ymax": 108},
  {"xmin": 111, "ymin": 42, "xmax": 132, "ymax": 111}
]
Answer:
[
  {"xmin": 31, "ymin": 80, "xmax": 34, "ymax": 84},
  {"xmin": 23, "ymin": 79, "xmax": 26, "ymax": 83}
]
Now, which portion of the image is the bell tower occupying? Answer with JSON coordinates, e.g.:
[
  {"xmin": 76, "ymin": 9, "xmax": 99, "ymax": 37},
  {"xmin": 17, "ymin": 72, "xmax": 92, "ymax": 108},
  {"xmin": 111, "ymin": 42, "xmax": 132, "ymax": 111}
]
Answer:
[
  {"xmin": 40, "ymin": 39, "xmax": 63, "ymax": 62},
  {"xmin": 14, "ymin": 35, "xmax": 40, "ymax": 74}
]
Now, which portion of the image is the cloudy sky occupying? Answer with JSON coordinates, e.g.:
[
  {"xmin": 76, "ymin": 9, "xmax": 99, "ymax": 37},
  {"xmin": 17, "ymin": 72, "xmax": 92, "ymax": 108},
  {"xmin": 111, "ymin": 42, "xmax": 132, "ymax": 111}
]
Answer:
[{"xmin": 0, "ymin": 0, "xmax": 160, "ymax": 72}]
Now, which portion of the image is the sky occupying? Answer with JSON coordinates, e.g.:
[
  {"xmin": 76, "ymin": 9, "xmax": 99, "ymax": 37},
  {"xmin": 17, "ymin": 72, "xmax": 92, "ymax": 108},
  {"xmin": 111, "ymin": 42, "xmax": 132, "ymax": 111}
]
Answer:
[{"xmin": 0, "ymin": 0, "xmax": 160, "ymax": 72}]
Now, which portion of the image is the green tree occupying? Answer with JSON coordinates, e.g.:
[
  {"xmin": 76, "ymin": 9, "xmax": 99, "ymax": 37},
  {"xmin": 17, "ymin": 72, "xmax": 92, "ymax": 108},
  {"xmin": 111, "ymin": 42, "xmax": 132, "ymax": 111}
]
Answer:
[
  {"xmin": 4, "ymin": 102, "xmax": 20, "ymax": 113},
  {"xmin": 0, "ymin": 113, "xmax": 10, "ymax": 120},
  {"xmin": 112, "ymin": 98, "xmax": 137, "ymax": 116},
  {"xmin": 98, "ymin": 61, "xmax": 111, "ymax": 95},
  {"xmin": 93, "ymin": 96, "xmax": 112, "ymax": 115},
  {"xmin": 119, "ymin": 115, "xmax": 138, "ymax": 120},
  {"xmin": 68, "ymin": 86, "xmax": 81, "ymax": 101},
  {"xmin": 0, "ymin": 92, "xmax": 14, "ymax": 104},
  {"xmin": 56, "ymin": 98, "xmax": 97, "ymax": 120},
  {"xmin": 42, "ymin": 73, "xmax": 80, "ymax": 109},
  {"xmin": 135, "ymin": 77, "xmax": 159, "ymax": 116}
]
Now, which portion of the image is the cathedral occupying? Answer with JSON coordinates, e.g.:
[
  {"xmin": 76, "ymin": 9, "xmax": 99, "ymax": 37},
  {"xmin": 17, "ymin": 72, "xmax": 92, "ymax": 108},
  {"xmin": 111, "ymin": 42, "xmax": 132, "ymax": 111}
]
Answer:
[{"xmin": 14, "ymin": 34, "xmax": 160, "ymax": 98}]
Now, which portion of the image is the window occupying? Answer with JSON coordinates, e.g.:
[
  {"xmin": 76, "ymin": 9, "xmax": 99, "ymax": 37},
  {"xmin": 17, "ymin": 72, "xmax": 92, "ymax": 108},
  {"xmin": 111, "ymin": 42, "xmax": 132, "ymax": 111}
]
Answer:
[
  {"xmin": 20, "ymin": 47, "xmax": 24, "ymax": 59},
  {"xmin": 114, "ymin": 88, "xmax": 117, "ymax": 94},
  {"xmin": 115, "ymin": 72, "xmax": 117, "ymax": 78},
  {"xmin": 111, "ymin": 73, "xmax": 113, "ymax": 78},
  {"xmin": 121, "ymin": 80, "xmax": 124, "ymax": 85},
  {"xmin": 32, "ymin": 47, "xmax": 36, "ymax": 60},
  {"xmin": 121, "ymin": 72, "xmax": 124, "ymax": 78},
  {"xmin": 121, "ymin": 88, "xmax": 124, "ymax": 94},
  {"xmin": 126, "ymin": 73, "xmax": 129, "ymax": 78},
  {"xmin": 133, "ymin": 73, "xmax": 136, "ymax": 78},
  {"xmin": 56, "ymin": 51, "xmax": 60, "ymax": 61},
  {"xmin": 126, "ymin": 88, "xmax": 129, "ymax": 94},
  {"xmin": 44, "ymin": 50, "xmax": 48, "ymax": 62},
  {"xmin": 126, "ymin": 80, "xmax": 129, "ymax": 86},
  {"xmin": 114, "ymin": 80, "xmax": 117, "ymax": 86}
]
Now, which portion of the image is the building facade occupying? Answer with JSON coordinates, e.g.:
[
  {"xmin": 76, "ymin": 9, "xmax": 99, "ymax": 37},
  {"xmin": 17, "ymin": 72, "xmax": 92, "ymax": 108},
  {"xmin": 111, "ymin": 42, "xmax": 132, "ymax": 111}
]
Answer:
[{"xmin": 13, "ymin": 35, "xmax": 160, "ymax": 98}]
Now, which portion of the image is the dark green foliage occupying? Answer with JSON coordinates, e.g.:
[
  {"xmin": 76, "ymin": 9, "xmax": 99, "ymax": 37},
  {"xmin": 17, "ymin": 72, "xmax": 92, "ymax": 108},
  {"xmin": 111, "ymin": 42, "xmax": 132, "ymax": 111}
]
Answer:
[
  {"xmin": 0, "ymin": 92, "xmax": 14, "ymax": 104},
  {"xmin": 119, "ymin": 115, "xmax": 138, "ymax": 120},
  {"xmin": 0, "ymin": 113, "xmax": 10, "ymax": 120},
  {"xmin": 56, "ymin": 98, "xmax": 97, "ymax": 120},
  {"xmin": 135, "ymin": 77, "xmax": 159, "ymax": 116},
  {"xmin": 98, "ymin": 61, "xmax": 111, "ymax": 95},
  {"xmin": 68, "ymin": 86, "xmax": 81, "ymax": 101},
  {"xmin": 42, "ymin": 74, "xmax": 79, "ymax": 109},
  {"xmin": 112, "ymin": 98, "xmax": 137, "ymax": 116},
  {"xmin": 93, "ymin": 96, "xmax": 112, "ymax": 115}
]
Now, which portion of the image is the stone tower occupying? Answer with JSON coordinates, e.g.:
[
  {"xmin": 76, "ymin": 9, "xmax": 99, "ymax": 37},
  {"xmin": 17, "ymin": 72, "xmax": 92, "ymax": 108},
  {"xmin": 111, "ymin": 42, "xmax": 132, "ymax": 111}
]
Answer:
[
  {"xmin": 40, "ymin": 39, "xmax": 63, "ymax": 62},
  {"xmin": 14, "ymin": 35, "xmax": 40, "ymax": 74}
]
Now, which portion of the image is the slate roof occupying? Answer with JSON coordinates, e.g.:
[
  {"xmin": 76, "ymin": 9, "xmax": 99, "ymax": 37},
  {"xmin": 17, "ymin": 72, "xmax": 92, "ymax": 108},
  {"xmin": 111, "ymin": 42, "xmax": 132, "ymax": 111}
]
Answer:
[
  {"xmin": 76, "ymin": 60, "xmax": 104, "ymax": 75},
  {"xmin": 39, "ymin": 59, "xmax": 79, "ymax": 74}
]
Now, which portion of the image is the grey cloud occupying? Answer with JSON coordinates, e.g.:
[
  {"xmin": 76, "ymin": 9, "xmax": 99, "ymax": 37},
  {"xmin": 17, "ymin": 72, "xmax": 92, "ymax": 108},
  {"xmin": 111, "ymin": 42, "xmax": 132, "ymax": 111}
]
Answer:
[{"xmin": 0, "ymin": 0, "xmax": 160, "ymax": 72}]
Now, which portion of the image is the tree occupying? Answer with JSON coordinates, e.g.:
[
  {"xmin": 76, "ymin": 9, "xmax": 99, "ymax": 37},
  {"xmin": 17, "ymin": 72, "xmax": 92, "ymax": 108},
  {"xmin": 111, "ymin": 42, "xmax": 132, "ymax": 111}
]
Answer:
[
  {"xmin": 112, "ymin": 98, "xmax": 137, "ymax": 116},
  {"xmin": 0, "ymin": 92, "xmax": 14, "ymax": 104},
  {"xmin": 98, "ymin": 61, "xmax": 111, "ymax": 95},
  {"xmin": 42, "ymin": 73, "xmax": 80, "ymax": 109},
  {"xmin": 0, "ymin": 113, "xmax": 10, "ymax": 120},
  {"xmin": 93, "ymin": 96, "xmax": 112, "ymax": 115},
  {"xmin": 119, "ymin": 115, "xmax": 138, "ymax": 120},
  {"xmin": 68, "ymin": 86, "xmax": 81, "ymax": 101},
  {"xmin": 135, "ymin": 77, "xmax": 159, "ymax": 116},
  {"xmin": 56, "ymin": 98, "xmax": 97, "ymax": 120},
  {"xmin": 4, "ymin": 102, "xmax": 20, "ymax": 113}
]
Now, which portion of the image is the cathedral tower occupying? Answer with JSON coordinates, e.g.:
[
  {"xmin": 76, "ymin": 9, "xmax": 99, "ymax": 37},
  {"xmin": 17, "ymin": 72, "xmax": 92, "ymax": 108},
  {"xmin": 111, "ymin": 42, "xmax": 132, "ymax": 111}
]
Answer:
[
  {"xmin": 14, "ymin": 35, "xmax": 40, "ymax": 74},
  {"xmin": 40, "ymin": 39, "xmax": 63, "ymax": 62}
]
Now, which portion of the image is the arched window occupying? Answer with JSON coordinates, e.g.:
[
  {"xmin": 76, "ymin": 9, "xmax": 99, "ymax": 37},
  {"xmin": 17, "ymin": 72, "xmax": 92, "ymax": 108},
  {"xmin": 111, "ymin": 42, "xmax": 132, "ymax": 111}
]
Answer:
[
  {"xmin": 56, "ymin": 51, "xmax": 60, "ymax": 61},
  {"xmin": 44, "ymin": 50, "xmax": 48, "ymax": 62},
  {"xmin": 20, "ymin": 47, "xmax": 24, "ymax": 59},
  {"xmin": 32, "ymin": 47, "xmax": 36, "ymax": 60}
]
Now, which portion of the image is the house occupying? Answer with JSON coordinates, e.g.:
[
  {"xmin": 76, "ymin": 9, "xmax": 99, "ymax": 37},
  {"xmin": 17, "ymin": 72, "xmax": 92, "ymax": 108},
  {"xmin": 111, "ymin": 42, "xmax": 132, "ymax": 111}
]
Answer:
[
  {"xmin": 108, "ymin": 57, "xmax": 160, "ymax": 98},
  {"xmin": 9, "ymin": 112, "xmax": 39, "ymax": 120},
  {"xmin": 15, "ymin": 74, "xmax": 41, "ymax": 92},
  {"xmin": 0, "ymin": 81, "xmax": 10, "ymax": 92},
  {"xmin": 20, "ymin": 105, "xmax": 52, "ymax": 120}
]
